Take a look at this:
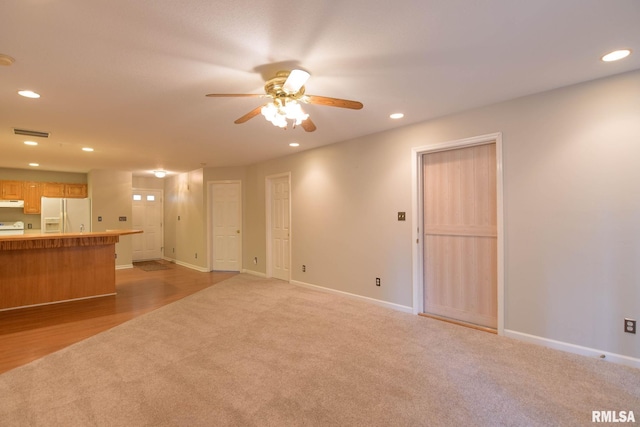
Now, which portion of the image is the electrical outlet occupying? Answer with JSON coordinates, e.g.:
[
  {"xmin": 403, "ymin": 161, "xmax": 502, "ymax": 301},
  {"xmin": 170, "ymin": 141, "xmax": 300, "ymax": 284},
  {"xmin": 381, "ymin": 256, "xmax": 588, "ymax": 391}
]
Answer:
[
  {"xmin": 302, "ymin": 265, "xmax": 306, "ymax": 272},
  {"xmin": 195, "ymin": 253, "xmax": 198, "ymax": 259},
  {"xmin": 398, "ymin": 212, "xmax": 406, "ymax": 221},
  {"xmin": 376, "ymin": 277, "xmax": 381, "ymax": 286},
  {"xmin": 625, "ymin": 318, "xmax": 636, "ymax": 334},
  {"xmin": 253, "ymin": 257, "xmax": 258, "ymax": 264}
]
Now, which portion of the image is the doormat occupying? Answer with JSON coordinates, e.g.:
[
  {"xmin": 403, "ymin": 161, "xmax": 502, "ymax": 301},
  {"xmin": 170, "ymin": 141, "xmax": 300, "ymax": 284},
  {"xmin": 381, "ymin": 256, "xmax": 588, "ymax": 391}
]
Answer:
[{"xmin": 133, "ymin": 261, "xmax": 172, "ymax": 271}]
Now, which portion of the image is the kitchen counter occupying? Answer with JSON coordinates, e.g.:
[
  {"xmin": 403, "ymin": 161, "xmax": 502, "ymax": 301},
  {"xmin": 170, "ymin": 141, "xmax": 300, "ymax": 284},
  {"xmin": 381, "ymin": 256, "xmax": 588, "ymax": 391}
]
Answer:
[
  {"xmin": 0, "ymin": 230, "xmax": 142, "ymax": 311},
  {"xmin": 0, "ymin": 229, "xmax": 141, "ymax": 250}
]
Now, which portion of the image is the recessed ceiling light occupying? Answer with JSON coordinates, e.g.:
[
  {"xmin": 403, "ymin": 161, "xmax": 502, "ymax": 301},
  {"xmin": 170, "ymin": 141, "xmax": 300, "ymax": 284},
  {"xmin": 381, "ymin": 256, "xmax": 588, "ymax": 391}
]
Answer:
[
  {"xmin": 18, "ymin": 90, "xmax": 40, "ymax": 99},
  {"xmin": 29, "ymin": 163, "xmax": 39, "ymax": 167},
  {"xmin": 601, "ymin": 49, "xmax": 631, "ymax": 62},
  {"xmin": 24, "ymin": 141, "xmax": 38, "ymax": 146},
  {"xmin": 289, "ymin": 142, "xmax": 300, "ymax": 147},
  {"xmin": 154, "ymin": 170, "xmax": 166, "ymax": 178},
  {"xmin": 82, "ymin": 147, "xmax": 94, "ymax": 152},
  {"xmin": 390, "ymin": 113, "xmax": 404, "ymax": 119}
]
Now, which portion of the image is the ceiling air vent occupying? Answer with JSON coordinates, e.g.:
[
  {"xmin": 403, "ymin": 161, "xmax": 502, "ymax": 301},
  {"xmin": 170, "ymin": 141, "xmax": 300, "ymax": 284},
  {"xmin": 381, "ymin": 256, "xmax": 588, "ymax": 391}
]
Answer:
[{"xmin": 13, "ymin": 128, "xmax": 50, "ymax": 138}]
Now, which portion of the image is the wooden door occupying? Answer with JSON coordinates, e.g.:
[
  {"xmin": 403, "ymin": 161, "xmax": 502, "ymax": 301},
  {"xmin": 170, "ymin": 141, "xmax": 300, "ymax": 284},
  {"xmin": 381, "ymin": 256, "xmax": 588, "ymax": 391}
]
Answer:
[
  {"xmin": 1, "ymin": 181, "xmax": 23, "ymax": 200},
  {"xmin": 270, "ymin": 176, "xmax": 290, "ymax": 281},
  {"xmin": 132, "ymin": 189, "xmax": 163, "ymax": 261},
  {"xmin": 211, "ymin": 182, "xmax": 242, "ymax": 272},
  {"xmin": 42, "ymin": 182, "xmax": 66, "ymax": 197},
  {"xmin": 65, "ymin": 183, "xmax": 88, "ymax": 198},
  {"xmin": 423, "ymin": 143, "xmax": 497, "ymax": 328},
  {"xmin": 22, "ymin": 181, "xmax": 42, "ymax": 214}
]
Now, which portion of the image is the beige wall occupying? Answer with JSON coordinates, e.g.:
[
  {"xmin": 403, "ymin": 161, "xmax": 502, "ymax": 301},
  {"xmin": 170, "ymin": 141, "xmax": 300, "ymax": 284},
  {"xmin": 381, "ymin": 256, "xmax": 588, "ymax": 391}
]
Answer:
[
  {"xmin": 235, "ymin": 69, "xmax": 640, "ymax": 360},
  {"xmin": 88, "ymin": 170, "xmax": 133, "ymax": 267},
  {"xmin": 132, "ymin": 175, "xmax": 165, "ymax": 190},
  {"xmin": 0, "ymin": 168, "xmax": 87, "ymax": 183},
  {"xmin": 164, "ymin": 169, "xmax": 207, "ymax": 270}
]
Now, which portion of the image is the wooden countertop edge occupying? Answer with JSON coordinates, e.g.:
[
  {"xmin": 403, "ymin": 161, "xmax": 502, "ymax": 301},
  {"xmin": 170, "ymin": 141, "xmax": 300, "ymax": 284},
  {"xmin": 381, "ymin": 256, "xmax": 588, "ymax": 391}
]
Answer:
[{"xmin": 0, "ymin": 229, "xmax": 143, "ymax": 242}]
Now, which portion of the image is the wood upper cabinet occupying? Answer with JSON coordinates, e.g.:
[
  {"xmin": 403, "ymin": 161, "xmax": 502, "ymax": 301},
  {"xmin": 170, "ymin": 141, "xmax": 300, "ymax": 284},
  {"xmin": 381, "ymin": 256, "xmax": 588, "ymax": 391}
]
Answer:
[
  {"xmin": 1, "ymin": 181, "xmax": 23, "ymax": 200},
  {"xmin": 22, "ymin": 181, "xmax": 42, "ymax": 214},
  {"xmin": 42, "ymin": 182, "xmax": 88, "ymax": 198},
  {"xmin": 65, "ymin": 183, "xmax": 88, "ymax": 198},
  {"xmin": 42, "ymin": 182, "xmax": 66, "ymax": 197}
]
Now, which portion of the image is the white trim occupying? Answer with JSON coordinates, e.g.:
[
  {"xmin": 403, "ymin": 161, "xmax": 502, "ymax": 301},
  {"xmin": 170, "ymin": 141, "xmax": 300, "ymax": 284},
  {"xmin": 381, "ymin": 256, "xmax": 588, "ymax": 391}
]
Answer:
[
  {"xmin": 242, "ymin": 269, "xmax": 267, "ymax": 278},
  {"xmin": 411, "ymin": 132, "xmax": 505, "ymax": 335},
  {"xmin": 291, "ymin": 280, "xmax": 414, "ymax": 314},
  {"xmin": 206, "ymin": 180, "xmax": 243, "ymax": 272},
  {"xmin": 163, "ymin": 257, "xmax": 209, "ymax": 272},
  {"xmin": 115, "ymin": 264, "xmax": 134, "ymax": 270},
  {"xmin": 504, "ymin": 329, "xmax": 640, "ymax": 370},
  {"xmin": 265, "ymin": 172, "xmax": 292, "ymax": 281}
]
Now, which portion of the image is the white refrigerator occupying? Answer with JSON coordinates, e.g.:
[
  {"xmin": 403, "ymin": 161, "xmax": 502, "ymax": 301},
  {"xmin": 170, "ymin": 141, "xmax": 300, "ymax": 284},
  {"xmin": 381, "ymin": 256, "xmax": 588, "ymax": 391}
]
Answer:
[{"xmin": 41, "ymin": 197, "xmax": 91, "ymax": 233}]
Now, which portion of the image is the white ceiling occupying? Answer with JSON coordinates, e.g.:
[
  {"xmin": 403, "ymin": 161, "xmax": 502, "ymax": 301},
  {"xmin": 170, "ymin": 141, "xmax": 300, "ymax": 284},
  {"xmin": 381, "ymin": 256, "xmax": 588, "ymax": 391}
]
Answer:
[{"xmin": 1, "ymin": 0, "xmax": 639, "ymax": 177}]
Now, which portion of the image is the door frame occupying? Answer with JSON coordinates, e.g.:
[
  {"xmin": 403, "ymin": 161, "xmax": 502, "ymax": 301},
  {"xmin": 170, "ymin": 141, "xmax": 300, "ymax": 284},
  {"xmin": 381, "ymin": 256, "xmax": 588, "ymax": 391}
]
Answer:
[
  {"xmin": 411, "ymin": 132, "xmax": 504, "ymax": 334},
  {"xmin": 207, "ymin": 180, "xmax": 243, "ymax": 272},
  {"xmin": 265, "ymin": 172, "xmax": 291, "ymax": 281}
]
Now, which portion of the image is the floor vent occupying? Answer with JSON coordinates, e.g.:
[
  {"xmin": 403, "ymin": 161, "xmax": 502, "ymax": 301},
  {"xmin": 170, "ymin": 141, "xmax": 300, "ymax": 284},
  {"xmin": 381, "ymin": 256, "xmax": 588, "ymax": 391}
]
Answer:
[{"xmin": 13, "ymin": 128, "xmax": 50, "ymax": 138}]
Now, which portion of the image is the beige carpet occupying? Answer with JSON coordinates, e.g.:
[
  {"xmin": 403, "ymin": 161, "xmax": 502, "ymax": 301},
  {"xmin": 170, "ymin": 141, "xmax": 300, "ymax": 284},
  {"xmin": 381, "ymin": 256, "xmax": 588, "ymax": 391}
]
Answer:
[{"xmin": 1, "ymin": 274, "xmax": 638, "ymax": 426}]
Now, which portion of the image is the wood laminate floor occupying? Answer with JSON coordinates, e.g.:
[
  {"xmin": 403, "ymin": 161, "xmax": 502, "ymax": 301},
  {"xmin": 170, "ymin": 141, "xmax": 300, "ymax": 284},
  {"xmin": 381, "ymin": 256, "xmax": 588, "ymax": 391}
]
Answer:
[{"xmin": 0, "ymin": 260, "xmax": 237, "ymax": 374}]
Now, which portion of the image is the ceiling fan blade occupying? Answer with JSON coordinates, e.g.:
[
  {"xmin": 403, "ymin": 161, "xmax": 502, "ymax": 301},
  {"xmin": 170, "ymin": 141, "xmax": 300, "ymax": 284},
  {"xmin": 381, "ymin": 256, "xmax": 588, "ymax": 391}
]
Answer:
[
  {"xmin": 301, "ymin": 117, "xmax": 316, "ymax": 132},
  {"xmin": 205, "ymin": 93, "xmax": 266, "ymax": 98},
  {"xmin": 305, "ymin": 95, "xmax": 363, "ymax": 110},
  {"xmin": 283, "ymin": 69, "xmax": 310, "ymax": 94},
  {"xmin": 234, "ymin": 105, "xmax": 264, "ymax": 124}
]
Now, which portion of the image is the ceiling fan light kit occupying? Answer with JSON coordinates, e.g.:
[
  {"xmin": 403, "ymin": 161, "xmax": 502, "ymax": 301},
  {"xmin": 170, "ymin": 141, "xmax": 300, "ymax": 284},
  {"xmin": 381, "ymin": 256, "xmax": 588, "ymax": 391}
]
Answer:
[
  {"xmin": 206, "ymin": 69, "xmax": 363, "ymax": 132},
  {"xmin": 261, "ymin": 99, "xmax": 309, "ymax": 128}
]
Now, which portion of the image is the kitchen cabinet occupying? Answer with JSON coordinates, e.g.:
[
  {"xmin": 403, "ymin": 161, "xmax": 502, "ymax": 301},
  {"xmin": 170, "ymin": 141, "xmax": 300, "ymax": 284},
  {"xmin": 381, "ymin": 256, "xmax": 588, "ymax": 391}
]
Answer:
[
  {"xmin": 42, "ymin": 182, "xmax": 88, "ymax": 198},
  {"xmin": 42, "ymin": 182, "xmax": 66, "ymax": 197},
  {"xmin": 1, "ymin": 181, "xmax": 23, "ymax": 200},
  {"xmin": 65, "ymin": 183, "xmax": 88, "ymax": 198},
  {"xmin": 23, "ymin": 181, "xmax": 42, "ymax": 214},
  {"xmin": 0, "ymin": 180, "xmax": 87, "ymax": 213}
]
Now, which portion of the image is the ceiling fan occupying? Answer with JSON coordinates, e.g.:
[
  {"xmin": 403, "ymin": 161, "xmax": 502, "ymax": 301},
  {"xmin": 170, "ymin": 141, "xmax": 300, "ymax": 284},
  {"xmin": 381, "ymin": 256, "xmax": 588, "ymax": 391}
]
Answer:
[{"xmin": 206, "ymin": 69, "xmax": 363, "ymax": 132}]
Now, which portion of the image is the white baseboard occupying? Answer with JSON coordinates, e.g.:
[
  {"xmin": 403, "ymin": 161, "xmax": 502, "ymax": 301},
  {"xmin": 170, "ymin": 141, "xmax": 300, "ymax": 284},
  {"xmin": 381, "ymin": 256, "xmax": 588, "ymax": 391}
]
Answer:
[
  {"xmin": 242, "ymin": 269, "xmax": 267, "ymax": 278},
  {"xmin": 174, "ymin": 260, "xmax": 209, "ymax": 272},
  {"xmin": 162, "ymin": 256, "xmax": 208, "ymax": 272},
  {"xmin": 115, "ymin": 264, "xmax": 133, "ymax": 270},
  {"xmin": 290, "ymin": 279, "xmax": 413, "ymax": 314},
  {"xmin": 504, "ymin": 329, "xmax": 640, "ymax": 370}
]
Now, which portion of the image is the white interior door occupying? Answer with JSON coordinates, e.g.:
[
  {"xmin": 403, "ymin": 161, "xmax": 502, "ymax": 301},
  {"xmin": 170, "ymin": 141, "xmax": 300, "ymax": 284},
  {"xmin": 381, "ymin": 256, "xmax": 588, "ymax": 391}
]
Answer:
[
  {"xmin": 269, "ymin": 176, "xmax": 290, "ymax": 281},
  {"xmin": 210, "ymin": 182, "xmax": 242, "ymax": 272},
  {"xmin": 132, "ymin": 189, "xmax": 163, "ymax": 261}
]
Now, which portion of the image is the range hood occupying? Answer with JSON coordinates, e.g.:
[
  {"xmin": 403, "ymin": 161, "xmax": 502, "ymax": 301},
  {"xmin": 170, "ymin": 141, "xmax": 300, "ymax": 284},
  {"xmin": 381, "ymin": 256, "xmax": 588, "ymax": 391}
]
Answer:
[{"xmin": 0, "ymin": 200, "xmax": 24, "ymax": 208}]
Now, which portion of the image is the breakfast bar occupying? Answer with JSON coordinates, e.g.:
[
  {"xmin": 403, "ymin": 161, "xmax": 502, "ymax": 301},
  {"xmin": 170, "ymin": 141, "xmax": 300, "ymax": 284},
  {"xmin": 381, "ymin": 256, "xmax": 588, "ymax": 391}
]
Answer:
[{"xmin": 0, "ymin": 230, "xmax": 141, "ymax": 311}]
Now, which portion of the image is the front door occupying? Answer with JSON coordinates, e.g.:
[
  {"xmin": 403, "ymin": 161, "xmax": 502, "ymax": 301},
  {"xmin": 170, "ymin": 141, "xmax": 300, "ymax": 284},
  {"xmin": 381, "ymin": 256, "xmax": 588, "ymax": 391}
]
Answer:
[
  {"xmin": 423, "ymin": 143, "xmax": 497, "ymax": 329},
  {"xmin": 132, "ymin": 189, "xmax": 163, "ymax": 261}
]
